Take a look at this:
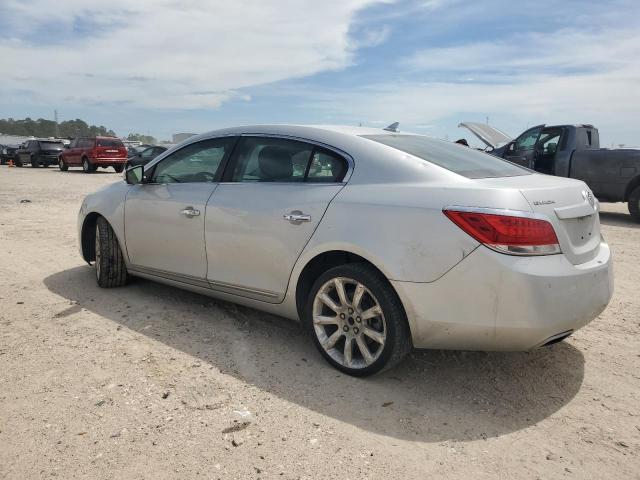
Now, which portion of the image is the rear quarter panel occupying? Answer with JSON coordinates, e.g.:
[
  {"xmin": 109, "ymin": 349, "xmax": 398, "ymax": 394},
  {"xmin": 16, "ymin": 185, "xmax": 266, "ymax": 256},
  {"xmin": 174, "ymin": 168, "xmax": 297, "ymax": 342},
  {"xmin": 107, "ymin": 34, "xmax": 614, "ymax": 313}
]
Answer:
[{"xmin": 294, "ymin": 182, "xmax": 533, "ymax": 283}]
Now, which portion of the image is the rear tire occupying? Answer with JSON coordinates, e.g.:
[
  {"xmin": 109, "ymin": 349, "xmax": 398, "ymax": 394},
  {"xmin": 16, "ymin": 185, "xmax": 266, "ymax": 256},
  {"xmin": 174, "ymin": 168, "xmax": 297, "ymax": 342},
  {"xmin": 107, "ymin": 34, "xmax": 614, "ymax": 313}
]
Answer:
[
  {"xmin": 303, "ymin": 263, "xmax": 412, "ymax": 376},
  {"xmin": 629, "ymin": 186, "xmax": 640, "ymax": 223},
  {"xmin": 15, "ymin": 156, "xmax": 23, "ymax": 167},
  {"xmin": 82, "ymin": 157, "xmax": 95, "ymax": 173},
  {"xmin": 95, "ymin": 217, "xmax": 128, "ymax": 288},
  {"xmin": 113, "ymin": 165, "xmax": 124, "ymax": 173},
  {"xmin": 58, "ymin": 158, "xmax": 68, "ymax": 171},
  {"xmin": 31, "ymin": 157, "xmax": 39, "ymax": 168}
]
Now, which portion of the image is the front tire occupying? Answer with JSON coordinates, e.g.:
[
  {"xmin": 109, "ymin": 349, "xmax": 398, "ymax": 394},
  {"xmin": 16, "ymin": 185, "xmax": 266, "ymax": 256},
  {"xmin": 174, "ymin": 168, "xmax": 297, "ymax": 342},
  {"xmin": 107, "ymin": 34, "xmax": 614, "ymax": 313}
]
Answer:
[
  {"xmin": 58, "ymin": 158, "xmax": 68, "ymax": 171},
  {"xmin": 628, "ymin": 186, "xmax": 640, "ymax": 223},
  {"xmin": 95, "ymin": 217, "xmax": 128, "ymax": 287},
  {"xmin": 304, "ymin": 263, "xmax": 412, "ymax": 376}
]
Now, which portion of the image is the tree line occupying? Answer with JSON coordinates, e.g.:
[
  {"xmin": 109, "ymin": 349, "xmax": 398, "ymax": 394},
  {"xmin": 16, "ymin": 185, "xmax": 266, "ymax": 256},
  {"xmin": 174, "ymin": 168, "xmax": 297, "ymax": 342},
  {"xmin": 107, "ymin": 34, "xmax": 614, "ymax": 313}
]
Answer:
[{"xmin": 0, "ymin": 117, "xmax": 116, "ymax": 138}]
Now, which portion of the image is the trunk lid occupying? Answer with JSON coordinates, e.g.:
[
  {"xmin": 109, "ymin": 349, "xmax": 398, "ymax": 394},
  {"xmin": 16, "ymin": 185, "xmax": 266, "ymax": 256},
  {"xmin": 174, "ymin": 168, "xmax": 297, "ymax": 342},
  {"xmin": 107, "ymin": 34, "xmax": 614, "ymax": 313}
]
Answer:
[
  {"xmin": 458, "ymin": 122, "xmax": 512, "ymax": 149},
  {"xmin": 475, "ymin": 174, "xmax": 601, "ymax": 265}
]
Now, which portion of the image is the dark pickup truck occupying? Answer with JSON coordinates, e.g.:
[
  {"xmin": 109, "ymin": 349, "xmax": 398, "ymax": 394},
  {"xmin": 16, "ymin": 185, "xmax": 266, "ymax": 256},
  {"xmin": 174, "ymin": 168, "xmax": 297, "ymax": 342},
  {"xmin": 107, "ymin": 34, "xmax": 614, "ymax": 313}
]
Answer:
[{"xmin": 460, "ymin": 122, "xmax": 640, "ymax": 222}]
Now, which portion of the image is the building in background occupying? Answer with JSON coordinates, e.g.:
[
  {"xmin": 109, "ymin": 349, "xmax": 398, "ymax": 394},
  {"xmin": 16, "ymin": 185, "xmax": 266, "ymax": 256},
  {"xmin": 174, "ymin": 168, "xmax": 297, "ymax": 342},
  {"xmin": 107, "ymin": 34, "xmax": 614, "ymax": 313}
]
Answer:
[{"xmin": 172, "ymin": 133, "xmax": 196, "ymax": 143}]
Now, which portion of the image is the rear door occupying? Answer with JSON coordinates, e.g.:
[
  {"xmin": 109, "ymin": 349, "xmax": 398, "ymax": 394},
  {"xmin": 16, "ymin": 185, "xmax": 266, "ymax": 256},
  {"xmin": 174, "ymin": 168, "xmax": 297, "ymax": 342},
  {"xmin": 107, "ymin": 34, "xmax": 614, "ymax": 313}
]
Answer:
[
  {"xmin": 204, "ymin": 136, "xmax": 349, "ymax": 302},
  {"xmin": 124, "ymin": 137, "xmax": 237, "ymax": 279},
  {"xmin": 503, "ymin": 124, "xmax": 545, "ymax": 168}
]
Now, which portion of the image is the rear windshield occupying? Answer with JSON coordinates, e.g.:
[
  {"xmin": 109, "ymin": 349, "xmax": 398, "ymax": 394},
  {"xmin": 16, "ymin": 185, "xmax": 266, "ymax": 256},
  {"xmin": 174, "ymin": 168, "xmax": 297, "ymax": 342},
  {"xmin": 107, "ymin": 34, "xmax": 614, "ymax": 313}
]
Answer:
[
  {"xmin": 97, "ymin": 138, "xmax": 124, "ymax": 148},
  {"xmin": 39, "ymin": 141, "xmax": 64, "ymax": 149},
  {"xmin": 361, "ymin": 134, "xmax": 530, "ymax": 179}
]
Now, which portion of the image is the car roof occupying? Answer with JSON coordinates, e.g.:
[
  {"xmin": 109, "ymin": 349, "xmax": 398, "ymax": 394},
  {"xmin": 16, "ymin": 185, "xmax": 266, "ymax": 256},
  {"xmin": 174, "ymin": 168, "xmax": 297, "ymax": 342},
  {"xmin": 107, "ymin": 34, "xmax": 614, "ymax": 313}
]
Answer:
[{"xmin": 161, "ymin": 124, "xmax": 466, "ymax": 186}]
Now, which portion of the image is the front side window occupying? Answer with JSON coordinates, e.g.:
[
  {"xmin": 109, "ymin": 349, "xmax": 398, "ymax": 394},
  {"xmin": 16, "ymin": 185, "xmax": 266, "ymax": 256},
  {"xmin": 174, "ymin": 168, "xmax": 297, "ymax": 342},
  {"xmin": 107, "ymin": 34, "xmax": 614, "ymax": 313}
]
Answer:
[
  {"xmin": 140, "ymin": 148, "xmax": 156, "ymax": 159},
  {"xmin": 514, "ymin": 126, "xmax": 544, "ymax": 151},
  {"xmin": 152, "ymin": 137, "xmax": 235, "ymax": 184}
]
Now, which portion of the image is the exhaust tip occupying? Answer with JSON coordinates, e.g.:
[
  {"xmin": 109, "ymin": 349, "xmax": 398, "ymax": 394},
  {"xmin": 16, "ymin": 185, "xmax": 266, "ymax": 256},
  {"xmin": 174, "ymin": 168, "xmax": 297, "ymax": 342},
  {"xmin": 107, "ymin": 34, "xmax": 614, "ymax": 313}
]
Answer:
[{"xmin": 539, "ymin": 330, "xmax": 573, "ymax": 348}]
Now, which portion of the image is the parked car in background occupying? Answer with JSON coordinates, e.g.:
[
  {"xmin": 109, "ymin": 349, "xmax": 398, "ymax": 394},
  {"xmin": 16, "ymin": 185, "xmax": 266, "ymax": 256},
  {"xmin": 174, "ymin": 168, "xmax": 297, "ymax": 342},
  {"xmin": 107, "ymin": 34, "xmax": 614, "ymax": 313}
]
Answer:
[
  {"xmin": 13, "ymin": 139, "xmax": 66, "ymax": 167},
  {"xmin": 127, "ymin": 146, "xmax": 168, "ymax": 167},
  {"xmin": 1, "ymin": 144, "xmax": 19, "ymax": 165},
  {"xmin": 59, "ymin": 136, "xmax": 128, "ymax": 173},
  {"xmin": 460, "ymin": 122, "xmax": 640, "ymax": 221},
  {"xmin": 127, "ymin": 144, "xmax": 153, "ymax": 157},
  {"xmin": 78, "ymin": 124, "xmax": 612, "ymax": 376}
]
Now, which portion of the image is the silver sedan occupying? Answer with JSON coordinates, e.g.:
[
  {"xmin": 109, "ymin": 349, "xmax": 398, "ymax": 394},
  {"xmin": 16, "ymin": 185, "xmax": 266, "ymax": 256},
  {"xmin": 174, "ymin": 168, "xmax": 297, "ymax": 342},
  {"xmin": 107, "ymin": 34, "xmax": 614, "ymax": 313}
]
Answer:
[{"xmin": 78, "ymin": 125, "xmax": 613, "ymax": 376}]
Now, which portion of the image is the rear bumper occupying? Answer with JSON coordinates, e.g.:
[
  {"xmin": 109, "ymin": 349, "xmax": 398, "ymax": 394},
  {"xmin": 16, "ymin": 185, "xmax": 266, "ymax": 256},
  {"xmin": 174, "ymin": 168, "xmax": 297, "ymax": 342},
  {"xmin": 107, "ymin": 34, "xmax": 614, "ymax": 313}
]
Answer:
[
  {"xmin": 90, "ymin": 157, "xmax": 127, "ymax": 165},
  {"xmin": 393, "ymin": 242, "xmax": 613, "ymax": 350},
  {"xmin": 38, "ymin": 155, "xmax": 60, "ymax": 165}
]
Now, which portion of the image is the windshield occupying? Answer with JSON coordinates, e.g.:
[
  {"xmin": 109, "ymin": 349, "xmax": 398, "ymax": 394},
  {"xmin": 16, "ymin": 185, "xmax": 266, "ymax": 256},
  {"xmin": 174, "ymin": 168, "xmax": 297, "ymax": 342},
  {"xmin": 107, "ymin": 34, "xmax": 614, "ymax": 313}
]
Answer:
[
  {"xmin": 39, "ymin": 141, "xmax": 64, "ymax": 149},
  {"xmin": 362, "ymin": 134, "xmax": 530, "ymax": 179}
]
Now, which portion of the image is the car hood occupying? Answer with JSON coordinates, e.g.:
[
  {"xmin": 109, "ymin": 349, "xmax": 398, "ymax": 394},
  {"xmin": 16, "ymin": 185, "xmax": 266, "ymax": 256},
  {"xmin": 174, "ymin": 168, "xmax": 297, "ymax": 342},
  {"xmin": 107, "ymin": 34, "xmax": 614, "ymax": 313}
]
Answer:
[{"xmin": 459, "ymin": 122, "xmax": 512, "ymax": 149}]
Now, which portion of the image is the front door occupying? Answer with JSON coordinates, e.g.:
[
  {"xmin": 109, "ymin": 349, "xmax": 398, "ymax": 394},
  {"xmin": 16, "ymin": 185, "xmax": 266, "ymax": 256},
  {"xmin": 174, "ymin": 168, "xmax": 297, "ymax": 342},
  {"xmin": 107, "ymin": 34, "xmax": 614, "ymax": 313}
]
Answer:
[
  {"xmin": 205, "ymin": 136, "xmax": 349, "ymax": 301},
  {"xmin": 503, "ymin": 124, "xmax": 545, "ymax": 168},
  {"xmin": 124, "ymin": 137, "xmax": 237, "ymax": 280}
]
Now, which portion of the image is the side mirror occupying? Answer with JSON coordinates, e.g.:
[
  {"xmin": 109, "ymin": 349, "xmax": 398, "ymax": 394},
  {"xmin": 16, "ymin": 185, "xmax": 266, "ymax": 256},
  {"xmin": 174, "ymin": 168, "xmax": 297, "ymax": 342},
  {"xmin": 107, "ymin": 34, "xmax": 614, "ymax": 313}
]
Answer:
[
  {"xmin": 507, "ymin": 142, "xmax": 515, "ymax": 152},
  {"xmin": 126, "ymin": 165, "xmax": 144, "ymax": 184}
]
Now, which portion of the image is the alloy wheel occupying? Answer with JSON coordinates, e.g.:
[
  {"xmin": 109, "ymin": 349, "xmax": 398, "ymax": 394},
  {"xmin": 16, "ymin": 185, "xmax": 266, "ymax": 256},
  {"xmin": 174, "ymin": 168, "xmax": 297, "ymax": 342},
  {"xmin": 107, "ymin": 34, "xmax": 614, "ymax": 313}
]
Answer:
[{"xmin": 312, "ymin": 277, "xmax": 387, "ymax": 369}]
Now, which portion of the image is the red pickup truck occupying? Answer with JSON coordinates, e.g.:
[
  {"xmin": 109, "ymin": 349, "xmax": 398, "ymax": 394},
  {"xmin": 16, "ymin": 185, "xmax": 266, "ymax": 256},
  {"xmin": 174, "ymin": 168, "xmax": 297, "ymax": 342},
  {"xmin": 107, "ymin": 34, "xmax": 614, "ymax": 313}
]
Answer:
[{"xmin": 59, "ymin": 136, "xmax": 128, "ymax": 173}]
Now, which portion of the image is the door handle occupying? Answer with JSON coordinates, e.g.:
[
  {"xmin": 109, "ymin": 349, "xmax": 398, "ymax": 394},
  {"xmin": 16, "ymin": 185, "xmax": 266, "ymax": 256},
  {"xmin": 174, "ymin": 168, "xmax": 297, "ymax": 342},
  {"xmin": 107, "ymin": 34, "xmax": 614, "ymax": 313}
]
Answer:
[
  {"xmin": 283, "ymin": 211, "xmax": 311, "ymax": 224},
  {"xmin": 181, "ymin": 207, "xmax": 200, "ymax": 217}
]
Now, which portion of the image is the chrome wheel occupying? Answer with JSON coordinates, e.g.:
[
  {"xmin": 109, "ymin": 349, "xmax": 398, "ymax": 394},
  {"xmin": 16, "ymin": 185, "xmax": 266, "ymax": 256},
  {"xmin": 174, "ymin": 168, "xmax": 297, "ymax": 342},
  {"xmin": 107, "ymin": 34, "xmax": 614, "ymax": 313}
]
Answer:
[
  {"xmin": 312, "ymin": 277, "xmax": 386, "ymax": 369},
  {"xmin": 95, "ymin": 224, "xmax": 101, "ymax": 279}
]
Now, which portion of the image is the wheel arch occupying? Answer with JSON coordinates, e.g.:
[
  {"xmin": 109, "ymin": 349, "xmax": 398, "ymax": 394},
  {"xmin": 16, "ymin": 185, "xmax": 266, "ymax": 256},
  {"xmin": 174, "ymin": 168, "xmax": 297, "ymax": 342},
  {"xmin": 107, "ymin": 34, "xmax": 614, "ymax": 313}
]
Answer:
[
  {"xmin": 80, "ymin": 212, "xmax": 102, "ymax": 263},
  {"xmin": 293, "ymin": 249, "xmax": 408, "ymax": 328}
]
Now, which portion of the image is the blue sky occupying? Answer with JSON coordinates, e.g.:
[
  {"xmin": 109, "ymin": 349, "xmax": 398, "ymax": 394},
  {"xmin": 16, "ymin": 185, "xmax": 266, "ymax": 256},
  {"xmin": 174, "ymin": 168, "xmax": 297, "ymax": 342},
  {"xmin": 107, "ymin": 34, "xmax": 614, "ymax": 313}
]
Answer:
[{"xmin": 1, "ymin": 0, "xmax": 639, "ymax": 146}]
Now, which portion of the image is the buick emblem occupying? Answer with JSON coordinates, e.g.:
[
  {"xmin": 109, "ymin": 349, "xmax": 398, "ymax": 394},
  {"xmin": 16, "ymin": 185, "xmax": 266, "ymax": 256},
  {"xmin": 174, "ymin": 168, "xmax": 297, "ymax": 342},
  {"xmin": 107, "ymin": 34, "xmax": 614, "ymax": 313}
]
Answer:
[{"xmin": 582, "ymin": 190, "xmax": 596, "ymax": 208}]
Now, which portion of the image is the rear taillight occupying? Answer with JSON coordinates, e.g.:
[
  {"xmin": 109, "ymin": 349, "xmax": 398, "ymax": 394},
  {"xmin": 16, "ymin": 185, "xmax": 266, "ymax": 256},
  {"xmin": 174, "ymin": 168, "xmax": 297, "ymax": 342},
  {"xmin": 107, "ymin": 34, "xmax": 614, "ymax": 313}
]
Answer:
[{"xmin": 443, "ymin": 208, "xmax": 561, "ymax": 256}]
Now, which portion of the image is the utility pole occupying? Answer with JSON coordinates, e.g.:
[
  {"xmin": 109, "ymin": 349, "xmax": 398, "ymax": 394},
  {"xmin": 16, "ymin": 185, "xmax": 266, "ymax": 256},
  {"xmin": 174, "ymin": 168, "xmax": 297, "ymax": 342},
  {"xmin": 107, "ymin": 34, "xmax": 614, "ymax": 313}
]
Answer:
[{"xmin": 54, "ymin": 109, "xmax": 59, "ymax": 138}]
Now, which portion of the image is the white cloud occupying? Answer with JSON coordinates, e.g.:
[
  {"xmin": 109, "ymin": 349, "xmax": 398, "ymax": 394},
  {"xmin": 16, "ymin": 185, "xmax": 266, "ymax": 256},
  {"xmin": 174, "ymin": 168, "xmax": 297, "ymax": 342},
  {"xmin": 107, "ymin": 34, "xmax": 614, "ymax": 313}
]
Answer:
[
  {"xmin": 299, "ymin": 26, "xmax": 640, "ymax": 145},
  {"xmin": 0, "ymin": 0, "xmax": 385, "ymax": 109}
]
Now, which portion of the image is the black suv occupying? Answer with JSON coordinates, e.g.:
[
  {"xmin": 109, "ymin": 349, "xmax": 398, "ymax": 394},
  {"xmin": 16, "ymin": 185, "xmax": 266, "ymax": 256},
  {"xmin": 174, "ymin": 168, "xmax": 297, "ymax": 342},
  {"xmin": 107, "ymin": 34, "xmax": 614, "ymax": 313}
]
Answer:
[{"xmin": 14, "ymin": 139, "xmax": 66, "ymax": 167}]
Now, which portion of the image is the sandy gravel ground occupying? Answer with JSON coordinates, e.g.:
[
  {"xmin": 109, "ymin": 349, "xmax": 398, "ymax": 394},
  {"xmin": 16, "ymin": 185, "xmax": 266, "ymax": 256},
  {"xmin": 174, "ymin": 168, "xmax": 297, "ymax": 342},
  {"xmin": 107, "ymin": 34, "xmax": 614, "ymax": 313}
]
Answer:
[{"xmin": 0, "ymin": 166, "xmax": 638, "ymax": 480}]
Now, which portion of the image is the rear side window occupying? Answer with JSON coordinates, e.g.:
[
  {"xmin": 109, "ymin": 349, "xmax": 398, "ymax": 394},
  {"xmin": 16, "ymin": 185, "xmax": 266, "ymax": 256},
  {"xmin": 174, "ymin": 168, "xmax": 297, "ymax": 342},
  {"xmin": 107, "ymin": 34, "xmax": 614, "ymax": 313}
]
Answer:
[
  {"xmin": 306, "ymin": 148, "xmax": 348, "ymax": 183},
  {"xmin": 231, "ymin": 137, "xmax": 311, "ymax": 182},
  {"xmin": 229, "ymin": 137, "xmax": 348, "ymax": 183},
  {"xmin": 97, "ymin": 138, "xmax": 124, "ymax": 148},
  {"xmin": 362, "ymin": 134, "xmax": 530, "ymax": 179}
]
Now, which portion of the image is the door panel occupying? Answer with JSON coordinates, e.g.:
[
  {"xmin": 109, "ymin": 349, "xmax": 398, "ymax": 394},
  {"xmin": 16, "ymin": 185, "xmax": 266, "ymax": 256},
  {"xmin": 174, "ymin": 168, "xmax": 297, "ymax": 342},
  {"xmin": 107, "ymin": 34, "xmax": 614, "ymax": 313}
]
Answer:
[
  {"xmin": 123, "ymin": 136, "xmax": 237, "ymax": 278},
  {"xmin": 125, "ymin": 183, "xmax": 216, "ymax": 277},
  {"xmin": 204, "ymin": 183, "xmax": 343, "ymax": 300}
]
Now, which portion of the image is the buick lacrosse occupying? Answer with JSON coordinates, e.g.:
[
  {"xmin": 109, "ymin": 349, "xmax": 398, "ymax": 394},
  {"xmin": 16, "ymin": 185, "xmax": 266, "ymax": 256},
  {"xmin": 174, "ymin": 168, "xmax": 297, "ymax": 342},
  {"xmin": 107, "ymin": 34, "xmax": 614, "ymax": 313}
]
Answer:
[{"xmin": 78, "ymin": 125, "xmax": 613, "ymax": 376}]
